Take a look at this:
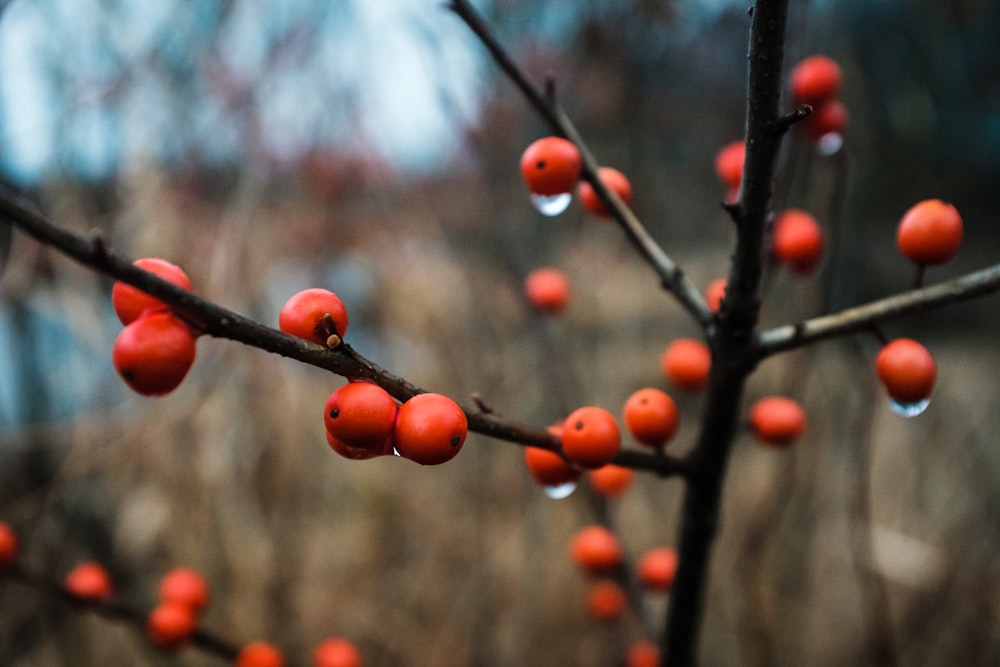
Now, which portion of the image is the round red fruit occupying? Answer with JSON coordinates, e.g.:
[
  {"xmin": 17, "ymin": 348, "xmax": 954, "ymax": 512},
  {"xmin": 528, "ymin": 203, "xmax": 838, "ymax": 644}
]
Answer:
[
  {"xmin": 585, "ymin": 580, "xmax": 627, "ymax": 622},
  {"xmin": 113, "ymin": 311, "xmax": 197, "ymax": 396},
  {"xmin": 800, "ymin": 99, "xmax": 848, "ymax": 140},
  {"xmin": 714, "ymin": 141, "xmax": 745, "ymax": 190},
  {"xmin": 772, "ymin": 209, "xmax": 824, "ymax": 275},
  {"xmin": 569, "ymin": 525, "xmax": 623, "ymax": 576},
  {"xmin": 626, "ymin": 640, "xmax": 662, "ymax": 667},
  {"xmin": 146, "ymin": 601, "xmax": 197, "ymax": 652},
  {"xmin": 393, "ymin": 393, "xmax": 468, "ymax": 465},
  {"xmin": 279, "ymin": 288, "xmax": 349, "ymax": 344},
  {"xmin": 112, "ymin": 257, "xmax": 192, "ymax": 326},
  {"xmin": 896, "ymin": 199, "xmax": 963, "ymax": 266},
  {"xmin": 588, "ymin": 465, "xmax": 635, "ymax": 498},
  {"xmin": 326, "ymin": 430, "xmax": 392, "ymax": 460},
  {"xmin": 236, "ymin": 641, "xmax": 286, "ymax": 667},
  {"xmin": 520, "ymin": 137, "xmax": 582, "ymax": 196},
  {"xmin": 637, "ymin": 547, "xmax": 679, "ymax": 592},
  {"xmin": 660, "ymin": 338, "xmax": 712, "ymax": 391},
  {"xmin": 524, "ymin": 267, "xmax": 571, "ymax": 314},
  {"xmin": 0, "ymin": 522, "xmax": 17, "ymax": 572},
  {"xmin": 623, "ymin": 387, "xmax": 679, "ymax": 446},
  {"xmin": 789, "ymin": 55, "xmax": 843, "ymax": 105},
  {"xmin": 578, "ymin": 167, "xmax": 633, "ymax": 218},
  {"xmin": 64, "ymin": 561, "xmax": 113, "ymax": 604},
  {"xmin": 324, "ymin": 382, "xmax": 398, "ymax": 452},
  {"xmin": 313, "ymin": 638, "xmax": 363, "ymax": 667},
  {"xmin": 561, "ymin": 406, "xmax": 621, "ymax": 470},
  {"xmin": 875, "ymin": 338, "xmax": 936, "ymax": 404},
  {"xmin": 159, "ymin": 567, "xmax": 209, "ymax": 615},
  {"xmin": 524, "ymin": 446, "xmax": 580, "ymax": 489},
  {"xmin": 749, "ymin": 396, "xmax": 807, "ymax": 447}
]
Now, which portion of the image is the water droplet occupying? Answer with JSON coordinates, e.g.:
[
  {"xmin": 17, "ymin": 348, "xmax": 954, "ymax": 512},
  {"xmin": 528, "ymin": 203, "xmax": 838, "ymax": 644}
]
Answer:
[
  {"xmin": 816, "ymin": 132, "xmax": 844, "ymax": 156},
  {"xmin": 888, "ymin": 398, "xmax": 930, "ymax": 418},
  {"xmin": 392, "ymin": 447, "xmax": 402, "ymax": 457},
  {"xmin": 530, "ymin": 192, "xmax": 573, "ymax": 217},
  {"xmin": 543, "ymin": 481, "xmax": 577, "ymax": 499}
]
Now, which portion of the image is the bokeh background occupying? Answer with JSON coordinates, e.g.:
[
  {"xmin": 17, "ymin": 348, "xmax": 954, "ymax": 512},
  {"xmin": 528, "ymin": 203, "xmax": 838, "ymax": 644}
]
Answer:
[{"xmin": 1, "ymin": 0, "xmax": 999, "ymax": 665}]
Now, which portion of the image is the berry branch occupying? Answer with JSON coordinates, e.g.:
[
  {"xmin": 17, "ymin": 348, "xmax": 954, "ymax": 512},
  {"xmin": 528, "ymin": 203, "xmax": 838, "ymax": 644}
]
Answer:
[
  {"xmin": 446, "ymin": 0, "xmax": 714, "ymax": 328},
  {"xmin": 0, "ymin": 192, "xmax": 690, "ymax": 478}
]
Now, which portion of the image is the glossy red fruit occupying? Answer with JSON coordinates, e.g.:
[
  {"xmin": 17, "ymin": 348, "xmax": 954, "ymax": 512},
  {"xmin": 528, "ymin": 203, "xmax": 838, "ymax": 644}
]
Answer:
[
  {"xmin": 714, "ymin": 141, "xmax": 745, "ymax": 190},
  {"xmin": 588, "ymin": 465, "xmax": 635, "ymax": 498},
  {"xmin": 586, "ymin": 580, "xmax": 627, "ymax": 622},
  {"xmin": 112, "ymin": 311, "xmax": 197, "ymax": 396},
  {"xmin": 236, "ymin": 641, "xmax": 286, "ymax": 667},
  {"xmin": 313, "ymin": 638, "xmax": 363, "ymax": 667},
  {"xmin": 561, "ymin": 406, "xmax": 621, "ymax": 470},
  {"xmin": 147, "ymin": 600, "xmax": 197, "ymax": 652},
  {"xmin": 875, "ymin": 338, "xmax": 936, "ymax": 404},
  {"xmin": 637, "ymin": 547, "xmax": 679, "ymax": 592},
  {"xmin": 112, "ymin": 258, "xmax": 192, "ymax": 326},
  {"xmin": 0, "ymin": 522, "xmax": 17, "ymax": 572},
  {"xmin": 626, "ymin": 640, "xmax": 662, "ymax": 667},
  {"xmin": 325, "ymin": 430, "xmax": 392, "ymax": 460},
  {"xmin": 705, "ymin": 278, "xmax": 727, "ymax": 313},
  {"xmin": 749, "ymin": 396, "xmax": 807, "ymax": 447},
  {"xmin": 279, "ymin": 288, "xmax": 349, "ymax": 344},
  {"xmin": 789, "ymin": 55, "xmax": 843, "ymax": 105},
  {"xmin": 64, "ymin": 562, "xmax": 113, "ymax": 604},
  {"xmin": 623, "ymin": 388, "xmax": 679, "ymax": 446},
  {"xmin": 569, "ymin": 525, "xmax": 623, "ymax": 576},
  {"xmin": 324, "ymin": 382, "xmax": 398, "ymax": 452},
  {"xmin": 393, "ymin": 393, "xmax": 468, "ymax": 465},
  {"xmin": 772, "ymin": 209, "xmax": 824, "ymax": 275},
  {"xmin": 520, "ymin": 137, "xmax": 582, "ymax": 196},
  {"xmin": 578, "ymin": 167, "xmax": 633, "ymax": 218},
  {"xmin": 524, "ymin": 267, "xmax": 571, "ymax": 314},
  {"xmin": 159, "ymin": 567, "xmax": 209, "ymax": 615},
  {"xmin": 524, "ymin": 446, "xmax": 580, "ymax": 489},
  {"xmin": 660, "ymin": 338, "xmax": 712, "ymax": 391},
  {"xmin": 800, "ymin": 99, "xmax": 849, "ymax": 141},
  {"xmin": 896, "ymin": 199, "xmax": 963, "ymax": 266}
]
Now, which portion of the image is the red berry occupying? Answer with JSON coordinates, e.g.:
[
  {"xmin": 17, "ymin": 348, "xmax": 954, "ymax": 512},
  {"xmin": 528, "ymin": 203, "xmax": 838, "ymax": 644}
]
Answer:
[
  {"xmin": 623, "ymin": 387, "xmax": 679, "ymax": 446},
  {"xmin": 64, "ymin": 562, "xmax": 113, "ymax": 604},
  {"xmin": 523, "ymin": 446, "xmax": 580, "ymax": 489},
  {"xmin": 660, "ymin": 338, "xmax": 712, "ymax": 391},
  {"xmin": 393, "ymin": 393, "xmax": 468, "ymax": 465},
  {"xmin": 113, "ymin": 311, "xmax": 197, "ymax": 396},
  {"xmin": 0, "ymin": 522, "xmax": 17, "ymax": 572},
  {"xmin": 325, "ymin": 430, "xmax": 393, "ymax": 460},
  {"xmin": 324, "ymin": 382, "xmax": 398, "ymax": 453},
  {"xmin": 749, "ymin": 396, "xmax": 807, "ymax": 447},
  {"xmin": 159, "ymin": 568, "xmax": 209, "ymax": 615},
  {"xmin": 626, "ymin": 640, "xmax": 662, "ymax": 667},
  {"xmin": 585, "ymin": 580, "xmax": 627, "ymax": 622},
  {"xmin": 520, "ymin": 137, "xmax": 582, "ymax": 196},
  {"xmin": 705, "ymin": 277, "xmax": 727, "ymax": 313},
  {"xmin": 714, "ymin": 141, "xmax": 745, "ymax": 190},
  {"xmin": 800, "ymin": 99, "xmax": 849, "ymax": 141},
  {"xmin": 278, "ymin": 288, "xmax": 349, "ymax": 344},
  {"xmin": 236, "ymin": 641, "xmax": 286, "ymax": 667},
  {"xmin": 146, "ymin": 601, "xmax": 197, "ymax": 652},
  {"xmin": 588, "ymin": 465, "xmax": 635, "ymax": 498},
  {"xmin": 637, "ymin": 547, "xmax": 679, "ymax": 592},
  {"xmin": 569, "ymin": 525, "xmax": 623, "ymax": 576},
  {"xmin": 772, "ymin": 209, "xmax": 824, "ymax": 275},
  {"xmin": 313, "ymin": 638, "xmax": 363, "ymax": 667},
  {"xmin": 875, "ymin": 338, "xmax": 936, "ymax": 405},
  {"xmin": 561, "ymin": 406, "xmax": 621, "ymax": 470},
  {"xmin": 896, "ymin": 199, "xmax": 963, "ymax": 266},
  {"xmin": 524, "ymin": 267, "xmax": 571, "ymax": 314},
  {"xmin": 789, "ymin": 55, "xmax": 843, "ymax": 105},
  {"xmin": 112, "ymin": 257, "xmax": 192, "ymax": 326},
  {"xmin": 578, "ymin": 167, "xmax": 633, "ymax": 218}
]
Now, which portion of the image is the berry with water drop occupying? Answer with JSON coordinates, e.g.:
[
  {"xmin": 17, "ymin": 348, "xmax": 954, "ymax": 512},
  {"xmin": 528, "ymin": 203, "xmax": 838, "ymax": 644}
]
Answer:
[
  {"xmin": 524, "ymin": 445, "xmax": 580, "ymax": 489},
  {"xmin": 875, "ymin": 338, "xmax": 936, "ymax": 405},
  {"xmin": 520, "ymin": 137, "xmax": 582, "ymax": 196}
]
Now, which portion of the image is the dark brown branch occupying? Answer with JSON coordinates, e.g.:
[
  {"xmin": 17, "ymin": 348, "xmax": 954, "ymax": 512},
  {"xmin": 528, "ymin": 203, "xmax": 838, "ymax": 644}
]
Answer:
[
  {"xmin": 755, "ymin": 263, "xmax": 1000, "ymax": 358},
  {"xmin": 0, "ymin": 193, "xmax": 689, "ymax": 478},
  {"xmin": 446, "ymin": 0, "xmax": 713, "ymax": 328}
]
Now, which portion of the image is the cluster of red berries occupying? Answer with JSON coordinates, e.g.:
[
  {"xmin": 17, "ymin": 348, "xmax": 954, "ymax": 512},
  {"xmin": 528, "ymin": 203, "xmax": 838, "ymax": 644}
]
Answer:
[
  {"xmin": 789, "ymin": 55, "xmax": 848, "ymax": 148},
  {"xmin": 0, "ymin": 524, "xmax": 363, "ymax": 667},
  {"xmin": 567, "ymin": 523, "xmax": 676, "ymax": 666},
  {"xmin": 111, "ymin": 258, "xmax": 200, "ymax": 396},
  {"xmin": 520, "ymin": 136, "xmax": 633, "ymax": 219}
]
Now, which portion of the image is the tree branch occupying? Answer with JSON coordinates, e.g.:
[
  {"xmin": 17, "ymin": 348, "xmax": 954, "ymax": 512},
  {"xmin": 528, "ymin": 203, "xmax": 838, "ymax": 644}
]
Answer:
[
  {"xmin": 0, "ymin": 193, "xmax": 690, "ymax": 478},
  {"xmin": 755, "ymin": 263, "xmax": 1000, "ymax": 358},
  {"xmin": 446, "ymin": 0, "xmax": 713, "ymax": 328}
]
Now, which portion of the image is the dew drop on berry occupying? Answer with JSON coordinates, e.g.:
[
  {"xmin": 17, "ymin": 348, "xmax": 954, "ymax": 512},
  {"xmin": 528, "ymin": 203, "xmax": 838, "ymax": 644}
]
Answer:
[
  {"xmin": 543, "ymin": 480, "xmax": 577, "ymax": 499},
  {"xmin": 816, "ymin": 132, "xmax": 843, "ymax": 156},
  {"xmin": 888, "ymin": 397, "xmax": 930, "ymax": 418},
  {"xmin": 530, "ymin": 192, "xmax": 573, "ymax": 217}
]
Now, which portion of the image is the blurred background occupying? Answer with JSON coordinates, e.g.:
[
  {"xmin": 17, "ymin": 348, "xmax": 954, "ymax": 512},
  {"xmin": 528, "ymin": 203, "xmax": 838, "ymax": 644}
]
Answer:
[{"xmin": 1, "ymin": 0, "xmax": 998, "ymax": 665}]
